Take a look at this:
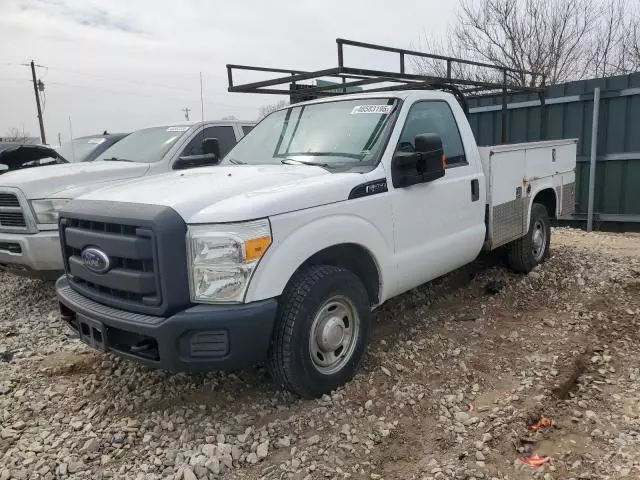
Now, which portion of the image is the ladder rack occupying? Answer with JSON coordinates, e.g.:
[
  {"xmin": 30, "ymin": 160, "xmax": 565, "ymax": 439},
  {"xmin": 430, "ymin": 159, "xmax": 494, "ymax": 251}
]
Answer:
[{"xmin": 226, "ymin": 38, "xmax": 547, "ymax": 143}]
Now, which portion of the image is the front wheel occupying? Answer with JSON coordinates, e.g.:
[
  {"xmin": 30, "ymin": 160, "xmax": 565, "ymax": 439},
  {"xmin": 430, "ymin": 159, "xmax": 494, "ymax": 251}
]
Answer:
[
  {"xmin": 507, "ymin": 202, "xmax": 551, "ymax": 273},
  {"xmin": 267, "ymin": 265, "xmax": 371, "ymax": 398}
]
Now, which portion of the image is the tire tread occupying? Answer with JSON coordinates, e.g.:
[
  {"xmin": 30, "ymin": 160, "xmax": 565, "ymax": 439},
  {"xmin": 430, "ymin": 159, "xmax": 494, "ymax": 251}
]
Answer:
[
  {"xmin": 507, "ymin": 203, "xmax": 550, "ymax": 273},
  {"xmin": 268, "ymin": 265, "xmax": 351, "ymax": 398}
]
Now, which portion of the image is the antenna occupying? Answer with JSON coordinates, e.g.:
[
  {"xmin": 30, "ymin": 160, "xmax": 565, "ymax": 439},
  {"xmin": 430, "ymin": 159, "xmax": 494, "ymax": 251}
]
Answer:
[
  {"xmin": 68, "ymin": 116, "xmax": 75, "ymax": 162},
  {"xmin": 199, "ymin": 71, "xmax": 205, "ymax": 139}
]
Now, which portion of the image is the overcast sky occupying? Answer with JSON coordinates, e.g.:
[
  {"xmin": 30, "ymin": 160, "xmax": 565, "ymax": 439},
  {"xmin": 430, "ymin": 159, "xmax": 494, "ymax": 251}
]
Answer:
[{"xmin": 0, "ymin": 0, "xmax": 457, "ymax": 144}]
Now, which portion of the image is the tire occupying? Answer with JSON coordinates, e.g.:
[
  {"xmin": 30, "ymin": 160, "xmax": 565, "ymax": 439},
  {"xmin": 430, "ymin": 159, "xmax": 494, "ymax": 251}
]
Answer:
[
  {"xmin": 507, "ymin": 203, "xmax": 551, "ymax": 273},
  {"xmin": 268, "ymin": 265, "xmax": 371, "ymax": 398}
]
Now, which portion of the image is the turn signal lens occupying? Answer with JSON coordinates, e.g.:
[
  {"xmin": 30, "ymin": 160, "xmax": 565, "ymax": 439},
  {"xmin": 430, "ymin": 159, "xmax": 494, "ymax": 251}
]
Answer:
[{"xmin": 245, "ymin": 235, "xmax": 272, "ymax": 261}]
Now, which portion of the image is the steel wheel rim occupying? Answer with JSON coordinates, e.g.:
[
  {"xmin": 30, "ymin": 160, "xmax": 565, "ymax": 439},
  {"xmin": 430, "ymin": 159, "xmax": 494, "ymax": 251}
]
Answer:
[
  {"xmin": 309, "ymin": 295, "xmax": 360, "ymax": 375},
  {"xmin": 532, "ymin": 219, "xmax": 547, "ymax": 261}
]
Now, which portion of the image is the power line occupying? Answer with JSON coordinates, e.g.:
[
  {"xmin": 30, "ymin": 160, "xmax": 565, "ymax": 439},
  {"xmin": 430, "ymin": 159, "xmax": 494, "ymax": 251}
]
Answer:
[
  {"xmin": 44, "ymin": 65, "xmax": 232, "ymax": 96},
  {"xmin": 46, "ymin": 65, "xmax": 196, "ymax": 92},
  {"xmin": 4, "ymin": 62, "xmax": 239, "ymax": 98},
  {"xmin": 0, "ymin": 77, "xmax": 29, "ymax": 83},
  {"xmin": 45, "ymin": 79, "xmax": 255, "ymax": 110},
  {"xmin": 2, "ymin": 62, "xmax": 258, "ymax": 120}
]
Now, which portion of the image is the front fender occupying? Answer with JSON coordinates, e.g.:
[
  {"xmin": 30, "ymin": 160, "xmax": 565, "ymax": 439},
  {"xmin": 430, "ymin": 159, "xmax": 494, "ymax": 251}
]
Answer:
[{"xmin": 245, "ymin": 213, "xmax": 395, "ymax": 304}]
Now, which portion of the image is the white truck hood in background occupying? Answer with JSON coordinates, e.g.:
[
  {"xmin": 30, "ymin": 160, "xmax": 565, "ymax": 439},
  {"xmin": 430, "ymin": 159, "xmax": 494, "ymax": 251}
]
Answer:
[
  {"xmin": 78, "ymin": 165, "xmax": 366, "ymax": 223},
  {"xmin": 0, "ymin": 162, "xmax": 150, "ymax": 199}
]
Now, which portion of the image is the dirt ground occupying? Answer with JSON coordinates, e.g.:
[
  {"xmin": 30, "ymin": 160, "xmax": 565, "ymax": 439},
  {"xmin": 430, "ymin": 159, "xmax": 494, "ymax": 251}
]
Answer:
[{"xmin": 0, "ymin": 227, "xmax": 639, "ymax": 480}]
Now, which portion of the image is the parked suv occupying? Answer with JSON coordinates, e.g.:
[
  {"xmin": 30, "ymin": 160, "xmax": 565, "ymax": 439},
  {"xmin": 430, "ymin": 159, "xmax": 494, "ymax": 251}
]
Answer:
[{"xmin": 0, "ymin": 120, "xmax": 254, "ymax": 279}]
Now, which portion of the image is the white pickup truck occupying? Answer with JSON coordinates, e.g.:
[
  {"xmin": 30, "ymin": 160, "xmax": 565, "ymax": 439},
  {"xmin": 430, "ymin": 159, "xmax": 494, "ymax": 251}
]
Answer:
[
  {"xmin": 0, "ymin": 120, "xmax": 253, "ymax": 279},
  {"xmin": 55, "ymin": 90, "xmax": 576, "ymax": 397}
]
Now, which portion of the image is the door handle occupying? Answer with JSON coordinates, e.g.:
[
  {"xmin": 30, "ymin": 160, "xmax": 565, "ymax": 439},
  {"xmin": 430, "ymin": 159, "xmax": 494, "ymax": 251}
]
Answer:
[{"xmin": 471, "ymin": 179, "xmax": 479, "ymax": 201}]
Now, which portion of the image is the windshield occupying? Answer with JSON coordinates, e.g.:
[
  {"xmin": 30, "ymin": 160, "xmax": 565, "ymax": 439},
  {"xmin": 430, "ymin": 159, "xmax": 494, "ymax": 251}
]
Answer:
[
  {"xmin": 57, "ymin": 137, "xmax": 105, "ymax": 163},
  {"xmin": 222, "ymin": 98, "xmax": 398, "ymax": 169},
  {"xmin": 94, "ymin": 126, "xmax": 188, "ymax": 163}
]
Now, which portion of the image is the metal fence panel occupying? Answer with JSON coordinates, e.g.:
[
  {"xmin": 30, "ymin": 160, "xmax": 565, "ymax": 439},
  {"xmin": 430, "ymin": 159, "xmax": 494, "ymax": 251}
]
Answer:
[{"xmin": 468, "ymin": 72, "xmax": 640, "ymax": 221}]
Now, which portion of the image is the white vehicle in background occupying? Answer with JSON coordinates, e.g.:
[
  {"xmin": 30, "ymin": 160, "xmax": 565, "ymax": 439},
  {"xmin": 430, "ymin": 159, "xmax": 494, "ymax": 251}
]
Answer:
[
  {"xmin": 56, "ymin": 132, "xmax": 130, "ymax": 164},
  {"xmin": 0, "ymin": 120, "xmax": 254, "ymax": 279}
]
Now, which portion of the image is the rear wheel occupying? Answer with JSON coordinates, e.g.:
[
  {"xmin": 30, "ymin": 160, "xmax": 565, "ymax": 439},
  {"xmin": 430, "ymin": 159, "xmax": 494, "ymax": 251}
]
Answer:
[
  {"xmin": 507, "ymin": 203, "xmax": 551, "ymax": 273},
  {"xmin": 268, "ymin": 265, "xmax": 371, "ymax": 398}
]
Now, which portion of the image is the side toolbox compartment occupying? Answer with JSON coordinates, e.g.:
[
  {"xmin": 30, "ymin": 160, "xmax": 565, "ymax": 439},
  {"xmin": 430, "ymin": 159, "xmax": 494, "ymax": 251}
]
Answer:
[{"xmin": 480, "ymin": 139, "xmax": 578, "ymax": 250}]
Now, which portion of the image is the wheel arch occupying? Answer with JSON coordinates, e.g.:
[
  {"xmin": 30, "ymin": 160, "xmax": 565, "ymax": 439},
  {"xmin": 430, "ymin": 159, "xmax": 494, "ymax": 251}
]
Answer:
[
  {"xmin": 532, "ymin": 187, "xmax": 557, "ymax": 219},
  {"xmin": 526, "ymin": 185, "xmax": 557, "ymax": 231},
  {"xmin": 245, "ymin": 214, "xmax": 393, "ymax": 306},
  {"xmin": 294, "ymin": 243, "xmax": 381, "ymax": 305}
]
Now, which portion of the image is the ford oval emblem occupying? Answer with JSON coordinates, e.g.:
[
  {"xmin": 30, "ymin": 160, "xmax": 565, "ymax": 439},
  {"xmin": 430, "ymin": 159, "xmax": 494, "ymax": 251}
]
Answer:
[{"xmin": 81, "ymin": 247, "xmax": 111, "ymax": 274}]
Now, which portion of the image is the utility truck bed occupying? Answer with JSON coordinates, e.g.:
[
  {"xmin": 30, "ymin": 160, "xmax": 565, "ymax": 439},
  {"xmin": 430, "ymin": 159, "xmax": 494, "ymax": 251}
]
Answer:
[{"xmin": 479, "ymin": 139, "xmax": 577, "ymax": 249}]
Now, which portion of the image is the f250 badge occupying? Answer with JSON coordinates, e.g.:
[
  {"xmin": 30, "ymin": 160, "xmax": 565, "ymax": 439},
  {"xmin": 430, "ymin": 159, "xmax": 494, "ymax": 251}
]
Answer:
[
  {"xmin": 81, "ymin": 247, "xmax": 111, "ymax": 274},
  {"xmin": 348, "ymin": 179, "xmax": 388, "ymax": 199}
]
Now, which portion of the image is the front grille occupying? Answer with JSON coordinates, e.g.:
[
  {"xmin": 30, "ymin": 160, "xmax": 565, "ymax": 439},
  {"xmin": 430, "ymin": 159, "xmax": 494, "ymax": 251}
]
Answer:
[
  {"xmin": 59, "ymin": 200, "xmax": 191, "ymax": 317},
  {"xmin": 61, "ymin": 217, "xmax": 161, "ymax": 310},
  {"xmin": 0, "ymin": 192, "xmax": 27, "ymax": 231},
  {"xmin": 0, "ymin": 212, "xmax": 27, "ymax": 227},
  {"xmin": 0, "ymin": 194, "xmax": 20, "ymax": 207}
]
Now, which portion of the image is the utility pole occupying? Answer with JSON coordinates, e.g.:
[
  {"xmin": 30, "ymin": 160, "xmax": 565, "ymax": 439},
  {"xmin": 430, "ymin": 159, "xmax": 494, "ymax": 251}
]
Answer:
[
  {"xmin": 30, "ymin": 60, "xmax": 46, "ymax": 144},
  {"xmin": 182, "ymin": 107, "xmax": 191, "ymax": 121}
]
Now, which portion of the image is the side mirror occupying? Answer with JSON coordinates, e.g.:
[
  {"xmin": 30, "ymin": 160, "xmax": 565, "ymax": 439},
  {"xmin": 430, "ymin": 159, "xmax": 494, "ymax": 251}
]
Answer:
[
  {"xmin": 173, "ymin": 153, "xmax": 220, "ymax": 170},
  {"xmin": 202, "ymin": 138, "xmax": 220, "ymax": 157},
  {"xmin": 174, "ymin": 137, "xmax": 221, "ymax": 170},
  {"xmin": 391, "ymin": 133, "xmax": 445, "ymax": 188}
]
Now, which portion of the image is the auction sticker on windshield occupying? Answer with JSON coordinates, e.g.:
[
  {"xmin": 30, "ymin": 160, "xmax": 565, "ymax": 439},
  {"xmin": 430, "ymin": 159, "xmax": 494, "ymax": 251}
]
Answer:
[
  {"xmin": 166, "ymin": 126, "xmax": 190, "ymax": 132},
  {"xmin": 351, "ymin": 105, "xmax": 394, "ymax": 114}
]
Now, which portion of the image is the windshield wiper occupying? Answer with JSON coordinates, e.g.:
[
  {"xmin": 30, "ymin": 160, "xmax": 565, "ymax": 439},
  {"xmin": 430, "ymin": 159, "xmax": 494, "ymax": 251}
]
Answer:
[
  {"xmin": 103, "ymin": 157, "xmax": 135, "ymax": 163},
  {"xmin": 281, "ymin": 158, "xmax": 331, "ymax": 168},
  {"xmin": 227, "ymin": 158, "xmax": 245, "ymax": 165}
]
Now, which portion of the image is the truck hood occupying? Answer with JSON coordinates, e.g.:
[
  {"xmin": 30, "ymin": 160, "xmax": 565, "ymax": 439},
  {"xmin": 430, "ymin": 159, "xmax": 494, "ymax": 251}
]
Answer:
[
  {"xmin": 0, "ymin": 161, "xmax": 150, "ymax": 199},
  {"xmin": 78, "ymin": 165, "xmax": 367, "ymax": 222}
]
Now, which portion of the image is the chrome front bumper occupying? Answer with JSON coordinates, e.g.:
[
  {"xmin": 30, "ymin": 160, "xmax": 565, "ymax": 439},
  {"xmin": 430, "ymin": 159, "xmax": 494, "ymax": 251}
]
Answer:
[{"xmin": 0, "ymin": 230, "xmax": 63, "ymax": 279}]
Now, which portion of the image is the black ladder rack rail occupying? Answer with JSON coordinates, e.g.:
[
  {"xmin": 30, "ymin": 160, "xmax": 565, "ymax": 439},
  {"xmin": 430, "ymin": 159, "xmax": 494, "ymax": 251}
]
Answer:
[{"xmin": 226, "ymin": 38, "xmax": 548, "ymax": 143}]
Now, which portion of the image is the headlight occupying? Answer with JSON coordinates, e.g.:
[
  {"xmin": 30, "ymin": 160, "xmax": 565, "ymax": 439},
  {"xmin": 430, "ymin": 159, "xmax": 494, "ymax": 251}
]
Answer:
[
  {"xmin": 30, "ymin": 199, "xmax": 71, "ymax": 225},
  {"xmin": 187, "ymin": 219, "xmax": 272, "ymax": 303}
]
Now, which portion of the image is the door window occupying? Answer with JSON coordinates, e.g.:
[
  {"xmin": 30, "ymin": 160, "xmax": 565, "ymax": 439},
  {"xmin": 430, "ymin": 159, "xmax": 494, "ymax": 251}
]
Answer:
[
  {"xmin": 181, "ymin": 126, "xmax": 237, "ymax": 158},
  {"xmin": 396, "ymin": 101, "xmax": 467, "ymax": 167},
  {"xmin": 241, "ymin": 125, "xmax": 254, "ymax": 135}
]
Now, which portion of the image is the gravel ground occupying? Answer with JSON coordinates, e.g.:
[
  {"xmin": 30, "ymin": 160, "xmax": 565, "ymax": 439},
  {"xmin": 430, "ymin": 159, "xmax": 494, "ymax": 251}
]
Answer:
[{"xmin": 1, "ymin": 227, "xmax": 639, "ymax": 480}]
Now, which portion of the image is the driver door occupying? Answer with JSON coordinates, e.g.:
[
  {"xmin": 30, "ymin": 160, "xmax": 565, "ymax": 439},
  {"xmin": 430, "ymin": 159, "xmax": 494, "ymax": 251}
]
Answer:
[{"xmin": 391, "ymin": 100, "xmax": 485, "ymax": 294}]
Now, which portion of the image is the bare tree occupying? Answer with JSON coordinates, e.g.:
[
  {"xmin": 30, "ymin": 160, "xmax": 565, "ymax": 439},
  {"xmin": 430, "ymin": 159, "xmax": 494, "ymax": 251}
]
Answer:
[
  {"xmin": 622, "ymin": 11, "xmax": 640, "ymax": 71},
  {"xmin": 1, "ymin": 127, "xmax": 31, "ymax": 143},
  {"xmin": 587, "ymin": 0, "xmax": 640, "ymax": 76},
  {"xmin": 258, "ymin": 100, "xmax": 289, "ymax": 120},
  {"xmin": 413, "ymin": 0, "xmax": 640, "ymax": 86}
]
